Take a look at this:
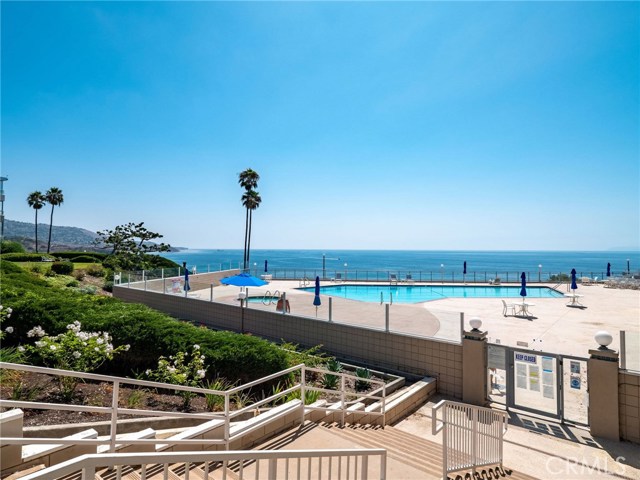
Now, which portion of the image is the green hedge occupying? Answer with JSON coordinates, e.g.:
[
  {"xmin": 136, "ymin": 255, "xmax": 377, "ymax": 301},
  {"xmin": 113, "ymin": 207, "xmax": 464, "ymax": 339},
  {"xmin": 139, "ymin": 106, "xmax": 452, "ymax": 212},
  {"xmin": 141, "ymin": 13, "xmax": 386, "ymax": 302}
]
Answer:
[
  {"xmin": 54, "ymin": 251, "xmax": 109, "ymax": 261},
  {"xmin": 70, "ymin": 255, "xmax": 102, "ymax": 263},
  {"xmin": 0, "ymin": 253, "xmax": 56, "ymax": 262},
  {"xmin": 0, "ymin": 260, "xmax": 289, "ymax": 383}
]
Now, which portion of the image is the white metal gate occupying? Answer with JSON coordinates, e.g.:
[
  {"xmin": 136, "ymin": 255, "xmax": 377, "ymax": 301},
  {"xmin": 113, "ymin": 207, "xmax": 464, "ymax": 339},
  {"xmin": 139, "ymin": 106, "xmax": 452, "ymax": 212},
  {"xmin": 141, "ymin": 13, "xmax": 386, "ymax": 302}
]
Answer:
[{"xmin": 432, "ymin": 400, "xmax": 508, "ymax": 479}]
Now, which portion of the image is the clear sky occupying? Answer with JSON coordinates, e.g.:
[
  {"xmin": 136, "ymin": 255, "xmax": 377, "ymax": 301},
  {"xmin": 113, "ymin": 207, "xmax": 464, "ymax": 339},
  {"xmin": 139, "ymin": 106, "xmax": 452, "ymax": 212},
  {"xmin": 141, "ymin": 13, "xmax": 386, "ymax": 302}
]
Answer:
[{"xmin": 2, "ymin": 1, "xmax": 638, "ymax": 251}]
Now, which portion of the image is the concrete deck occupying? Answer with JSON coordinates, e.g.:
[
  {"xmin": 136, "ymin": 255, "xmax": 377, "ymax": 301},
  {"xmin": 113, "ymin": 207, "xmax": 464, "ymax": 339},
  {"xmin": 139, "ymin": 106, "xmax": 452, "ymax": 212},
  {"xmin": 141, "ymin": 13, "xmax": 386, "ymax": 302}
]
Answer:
[{"xmin": 193, "ymin": 280, "xmax": 639, "ymax": 358}]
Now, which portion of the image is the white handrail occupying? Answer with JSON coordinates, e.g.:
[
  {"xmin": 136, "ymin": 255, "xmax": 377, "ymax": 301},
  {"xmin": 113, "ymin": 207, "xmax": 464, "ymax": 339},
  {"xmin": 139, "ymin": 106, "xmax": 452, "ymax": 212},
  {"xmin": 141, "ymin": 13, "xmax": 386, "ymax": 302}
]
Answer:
[
  {"xmin": 0, "ymin": 361, "xmax": 389, "ymax": 453},
  {"xmin": 18, "ymin": 449, "xmax": 388, "ymax": 480},
  {"xmin": 432, "ymin": 400, "xmax": 508, "ymax": 478}
]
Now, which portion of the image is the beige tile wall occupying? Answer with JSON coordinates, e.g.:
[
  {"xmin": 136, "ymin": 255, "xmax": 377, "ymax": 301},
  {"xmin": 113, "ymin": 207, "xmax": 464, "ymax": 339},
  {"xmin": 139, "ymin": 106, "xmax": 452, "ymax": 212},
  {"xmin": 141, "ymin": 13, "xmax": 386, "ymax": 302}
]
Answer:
[
  {"xmin": 113, "ymin": 287, "xmax": 464, "ymax": 399},
  {"xmin": 619, "ymin": 371, "xmax": 640, "ymax": 444}
]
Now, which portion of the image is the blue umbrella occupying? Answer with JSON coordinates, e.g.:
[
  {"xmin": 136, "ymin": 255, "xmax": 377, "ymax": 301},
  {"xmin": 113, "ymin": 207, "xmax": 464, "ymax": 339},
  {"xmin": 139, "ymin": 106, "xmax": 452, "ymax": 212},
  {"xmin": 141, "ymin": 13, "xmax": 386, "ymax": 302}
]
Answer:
[
  {"xmin": 463, "ymin": 261, "xmax": 467, "ymax": 275},
  {"xmin": 606, "ymin": 263, "xmax": 611, "ymax": 277},
  {"xmin": 520, "ymin": 272, "xmax": 527, "ymax": 299},
  {"xmin": 570, "ymin": 268, "xmax": 578, "ymax": 291},
  {"xmin": 220, "ymin": 273, "xmax": 268, "ymax": 287},
  {"xmin": 264, "ymin": 260, "xmax": 268, "ymax": 273},
  {"xmin": 184, "ymin": 267, "xmax": 191, "ymax": 294},
  {"xmin": 313, "ymin": 276, "xmax": 321, "ymax": 315}
]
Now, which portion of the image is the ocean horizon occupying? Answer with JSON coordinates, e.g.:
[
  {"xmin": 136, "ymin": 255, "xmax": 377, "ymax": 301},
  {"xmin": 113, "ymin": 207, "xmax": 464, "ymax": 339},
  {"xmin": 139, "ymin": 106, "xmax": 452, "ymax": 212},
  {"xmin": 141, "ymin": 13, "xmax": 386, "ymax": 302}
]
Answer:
[{"xmin": 160, "ymin": 249, "xmax": 640, "ymax": 279}]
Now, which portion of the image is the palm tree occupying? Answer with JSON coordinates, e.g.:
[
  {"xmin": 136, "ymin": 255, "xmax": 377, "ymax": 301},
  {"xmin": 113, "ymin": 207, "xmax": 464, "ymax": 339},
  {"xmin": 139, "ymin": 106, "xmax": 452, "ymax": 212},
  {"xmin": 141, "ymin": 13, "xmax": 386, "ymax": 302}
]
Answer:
[
  {"xmin": 26, "ymin": 191, "xmax": 46, "ymax": 253},
  {"xmin": 238, "ymin": 169, "xmax": 260, "ymax": 270},
  {"xmin": 242, "ymin": 190, "xmax": 262, "ymax": 269},
  {"xmin": 45, "ymin": 187, "xmax": 64, "ymax": 254}
]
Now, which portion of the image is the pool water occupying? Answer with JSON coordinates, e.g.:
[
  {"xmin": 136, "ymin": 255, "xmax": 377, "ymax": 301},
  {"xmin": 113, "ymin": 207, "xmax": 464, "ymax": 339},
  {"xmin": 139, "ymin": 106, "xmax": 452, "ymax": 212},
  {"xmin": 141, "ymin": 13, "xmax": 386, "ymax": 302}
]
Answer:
[{"xmin": 298, "ymin": 285, "xmax": 563, "ymax": 304}]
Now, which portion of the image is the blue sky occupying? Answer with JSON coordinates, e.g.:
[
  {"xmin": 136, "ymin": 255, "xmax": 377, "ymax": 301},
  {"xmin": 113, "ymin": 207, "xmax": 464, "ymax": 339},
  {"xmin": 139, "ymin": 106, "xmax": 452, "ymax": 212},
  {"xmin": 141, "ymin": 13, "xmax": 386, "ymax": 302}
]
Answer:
[{"xmin": 2, "ymin": 2, "xmax": 638, "ymax": 250}]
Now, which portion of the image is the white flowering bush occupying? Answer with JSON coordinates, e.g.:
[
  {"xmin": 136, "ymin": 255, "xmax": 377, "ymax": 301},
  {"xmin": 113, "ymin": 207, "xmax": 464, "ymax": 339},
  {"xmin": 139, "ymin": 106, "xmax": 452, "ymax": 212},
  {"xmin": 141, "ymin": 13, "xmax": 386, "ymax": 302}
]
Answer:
[
  {"xmin": 0, "ymin": 305, "xmax": 14, "ymax": 341},
  {"xmin": 145, "ymin": 345, "xmax": 207, "ymax": 410},
  {"xmin": 24, "ymin": 320, "xmax": 130, "ymax": 400}
]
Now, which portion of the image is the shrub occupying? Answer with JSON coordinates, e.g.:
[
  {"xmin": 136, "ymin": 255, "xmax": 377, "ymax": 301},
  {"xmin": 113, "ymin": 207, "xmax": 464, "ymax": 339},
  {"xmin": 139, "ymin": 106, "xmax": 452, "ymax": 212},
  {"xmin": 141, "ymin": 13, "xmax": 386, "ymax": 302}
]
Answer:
[
  {"xmin": 66, "ymin": 280, "xmax": 80, "ymax": 288},
  {"xmin": 53, "ymin": 251, "xmax": 108, "ymax": 261},
  {"xmin": 30, "ymin": 264, "xmax": 42, "ymax": 274},
  {"xmin": 86, "ymin": 264, "xmax": 105, "ymax": 277},
  {"xmin": 355, "ymin": 367, "xmax": 372, "ymax": 392},
  {"xmin": 23, "ymin": 321, "xmax": 129, "ymax": 401},
  {"xmin": 1, "ymin": 240, "xmax": 26, "ymax": 254},
  {"xmin": 44, "ymin": 269, "xmax": 56, "ymax": 277},
  {"xmin": 144, "ymin": 346, "xmax": 207, "ymax": 410},
  {"xmin": 51, "ymin": 261, "xmax": 74, "ymax": 275},
  {"xmin": 74, "ymin": 271, "xmax": 86, "ymax": 281},
  {"xmin": 322, "ymin": 359, "xmax": 343, "ymax": 390}
]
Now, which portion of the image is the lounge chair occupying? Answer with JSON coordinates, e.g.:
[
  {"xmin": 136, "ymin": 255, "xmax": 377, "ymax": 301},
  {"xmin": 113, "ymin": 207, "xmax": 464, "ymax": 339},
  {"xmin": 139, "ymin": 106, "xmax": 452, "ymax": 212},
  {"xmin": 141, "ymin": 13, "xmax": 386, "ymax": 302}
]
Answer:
[
  {"xmin": 331, "ymin": 273, "xmax": 343, "ymax": 283},
  {"xmin": 404, "ymin": 273, "xmax": 414, "ymax": 284},
  {"xmin": 389, "ymin": 273, "xmax": 398, "ymax": 285},
  {"xmin": 490, "ymin": 277, "xmax": 501, "ymax": 285},
  {"xmin": 501, "ymin": 299, "xmax": 516, "ymax": 316}
]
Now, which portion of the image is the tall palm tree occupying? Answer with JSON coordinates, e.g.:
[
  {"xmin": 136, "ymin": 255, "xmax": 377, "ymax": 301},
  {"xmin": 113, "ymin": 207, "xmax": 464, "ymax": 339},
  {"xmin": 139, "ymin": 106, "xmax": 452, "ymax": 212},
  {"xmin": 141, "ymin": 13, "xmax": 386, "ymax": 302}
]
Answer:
[
  {"xmin": 238, "ymin": 169, "xmax": 260, "ymax": 270},
  {"xmin": 26, "ymin": 191, "xmax": 46, "ymax": 253},
  {"xmin": 242, "ymin": 190, "xmax": 262, "ymax": 270},
  {"xmin": 45, "ymin": 187, "xmax": 64, "ymax": 254}
]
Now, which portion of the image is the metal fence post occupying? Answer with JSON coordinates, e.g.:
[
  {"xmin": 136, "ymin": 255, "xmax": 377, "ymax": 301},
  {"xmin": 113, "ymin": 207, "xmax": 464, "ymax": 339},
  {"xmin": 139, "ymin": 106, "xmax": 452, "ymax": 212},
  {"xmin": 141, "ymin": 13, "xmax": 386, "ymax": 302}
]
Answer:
[
  {"xmin": 329, "ymin": 297, "xmax": 333, "ymax": 322},
  {"xmin": 163, "ymin": 278, "xmax": 166, "ymax": 294},
  {"xmin": 109, "ymin": 380, "xmax": 120, "ymax": 453},
  {"xmin": 620, "ymin": 330, "xmax": 627, "ymax": 370},
  {"xmin": 385, "ymin": 304, "xmax": 390, "ymax": 332}
]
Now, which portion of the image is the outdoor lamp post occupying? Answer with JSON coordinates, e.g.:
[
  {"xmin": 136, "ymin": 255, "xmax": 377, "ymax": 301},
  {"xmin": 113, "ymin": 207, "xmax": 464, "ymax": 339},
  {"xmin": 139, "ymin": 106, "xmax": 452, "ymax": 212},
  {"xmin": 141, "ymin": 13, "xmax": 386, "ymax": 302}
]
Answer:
[
  {"xmin": 253, "ymin": 262, "xmax": 257, "ymax": 276},
  {"xmin": 538, "ymin": 264, "xmax": 542, "ymax": 283},
  {"xmin": 344, "ymin": 262, "xmax": 348, "ymax": 281},
  {"xmin": 440, "ymin": 264, "xmax": 444, "ymax": 283},
  {"xmin": 322, "ymin": 253, "xmax": 326, "ymax": 280}
]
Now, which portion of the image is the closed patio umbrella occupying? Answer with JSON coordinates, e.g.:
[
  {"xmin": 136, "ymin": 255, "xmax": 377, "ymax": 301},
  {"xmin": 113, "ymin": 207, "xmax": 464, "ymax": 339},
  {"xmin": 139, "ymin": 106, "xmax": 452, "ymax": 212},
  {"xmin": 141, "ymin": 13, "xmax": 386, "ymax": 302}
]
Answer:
[
  {"xmin": 519, "ymin": 272, "xmax": 527, "ymax": 302},
  {"xmin": 606, "ymin": 263, "xmax": 611, "ymax": 277},
  {"xmin": 264, "ymin": 260, "xmax": 268, "ymax": 273},
  {"xmin": 463, "ymin": 261, "xmax": 467, "ymax": 283},
  {"xmin": 183, "ymin": 266, "xmax": 191, "ymax": 297},
  {"xmin": 313, "ymin": 276, "xmax": 321, "ymax": 316},
  {"xmin": 571, "ymin": 268, "xmax": 578, "ymax": 292}
]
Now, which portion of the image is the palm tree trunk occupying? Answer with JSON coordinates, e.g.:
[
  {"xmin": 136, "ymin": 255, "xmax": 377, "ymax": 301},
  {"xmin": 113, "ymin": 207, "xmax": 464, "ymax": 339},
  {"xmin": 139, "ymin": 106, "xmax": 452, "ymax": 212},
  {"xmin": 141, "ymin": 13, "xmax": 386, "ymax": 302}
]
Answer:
[
  {"xmin": 34, "ymin": 210, "xmax": 39, "ymax": 253},
  {"xmin": 47, "ymin": 205, "xmax": 55, "ymax": 253},
  {"xmin": 243, "ymin": 207, "xmax": 250, "ymax": 271},
  {"xmin": 247, "ymin": 209, "xmax": 253, "ymax": 270}
]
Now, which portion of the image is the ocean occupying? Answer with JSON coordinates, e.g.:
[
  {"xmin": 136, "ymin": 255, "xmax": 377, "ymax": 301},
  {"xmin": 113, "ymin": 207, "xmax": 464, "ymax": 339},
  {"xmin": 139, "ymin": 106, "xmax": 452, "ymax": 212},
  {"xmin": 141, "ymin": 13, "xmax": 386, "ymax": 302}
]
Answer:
[{"xmin": 159, "ymin": 249, "xmax": 640, "ymax": 280}]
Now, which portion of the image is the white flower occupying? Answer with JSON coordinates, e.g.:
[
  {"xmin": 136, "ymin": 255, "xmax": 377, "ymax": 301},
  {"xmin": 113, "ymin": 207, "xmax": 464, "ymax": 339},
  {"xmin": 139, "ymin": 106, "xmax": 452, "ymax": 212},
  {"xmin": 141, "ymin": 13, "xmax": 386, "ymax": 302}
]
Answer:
[
  {"xmin": 167, "ymin": 367, "xmax": 176, "ymax": 374},
  {"xmin": 73, "ymin": 351, "xmax": 82, "ymax": 358},
  {"xmin": 5, "ymin": 326, "xmax": 14, "ymax": 333},
  {"xmin": 50, "ymin": 345, "xmax": 57, "ymax": 351},
  {"xmin": 17, "ymin": 346, "xmax": 25, "ymax": 352},
  {"xmin": 200, "ymin": 355, "xmax": 205, "ymax": 360},
  {"xmin": 145, "ymin": 369, "xmax": 151, "ymax": 375},
  {"xmin": 95, "ymin": 347, "xmax": 100, "ymax": 352},
  {"xmin": 7, "ymin": 308, "xmax": 12, "ymax": 314},
  {"xmin": 27, "ymin": 326, "xmax": 46, "ymax": 338},
  {"xmin": 193, "ymin": 344, "xmax": 200, "ymax": 350},
  {"xmin": 0, "ymin": 305, "xmax": 3, "ymax": 311},
  {"xmin": 124, "ymin": 344, "xmax": 130, "ymax": 351},
  {"xmin": 35, "ymin": 341, "xmax": 44, "ymax": 348},
  {"xmin": 96, "ymin": 338, "xmax": 104, "ymax": 345},
  {"xmin": 197, "ymin": 369, "xmax": 206, "ymax": 378}
]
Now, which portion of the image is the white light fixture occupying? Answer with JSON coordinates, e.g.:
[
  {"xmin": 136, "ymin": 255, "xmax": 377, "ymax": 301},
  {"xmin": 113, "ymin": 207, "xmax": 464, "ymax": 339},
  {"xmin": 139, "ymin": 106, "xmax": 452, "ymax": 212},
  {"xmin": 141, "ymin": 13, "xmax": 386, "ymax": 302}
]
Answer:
[
  {"xmin": 594, "ymin": 330, "xmax": 613, "ymax": 350},
  {"xmin": 469, "ymin": 317, "xmax": 482, "ymax": 331}
]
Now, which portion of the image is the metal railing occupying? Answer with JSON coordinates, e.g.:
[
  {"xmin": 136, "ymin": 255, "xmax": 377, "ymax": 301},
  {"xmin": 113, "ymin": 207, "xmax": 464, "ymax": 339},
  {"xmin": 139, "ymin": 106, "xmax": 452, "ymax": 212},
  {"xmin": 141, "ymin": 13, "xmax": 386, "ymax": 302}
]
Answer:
[
  {"xmin": 0, "ymin": 361, "xmax": 387, "ymax": 453},
  {"xmin": 117, "ymin": 267, "xmax": 614, "ymax": 285},
  {"xmin": 621, "ymin": 330, "xmax": 640, "ymax": 372},
  {"xmin": 18, "ymin": 449, "xmax": 388, "ymax": 480},
  {"xmin": 432, "ymin": 399, "xmax": 508, "ymax": 479}
]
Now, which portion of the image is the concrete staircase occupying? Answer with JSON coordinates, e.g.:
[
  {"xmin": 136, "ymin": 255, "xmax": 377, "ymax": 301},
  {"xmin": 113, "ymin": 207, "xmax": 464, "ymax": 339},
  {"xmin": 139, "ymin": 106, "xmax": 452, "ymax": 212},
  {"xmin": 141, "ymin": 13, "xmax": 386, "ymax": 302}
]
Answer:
[{"xmin": 319, "ymin": 422, "xmax": 539, "ymax": 480}]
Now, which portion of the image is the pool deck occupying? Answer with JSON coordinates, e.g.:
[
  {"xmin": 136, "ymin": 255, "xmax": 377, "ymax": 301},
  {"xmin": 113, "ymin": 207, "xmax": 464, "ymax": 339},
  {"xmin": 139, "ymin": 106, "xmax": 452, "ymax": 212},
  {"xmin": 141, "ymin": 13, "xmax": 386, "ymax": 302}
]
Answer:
[{"xmin": 196, "ymin": 280, "xmax": 640, "ymax": 358}]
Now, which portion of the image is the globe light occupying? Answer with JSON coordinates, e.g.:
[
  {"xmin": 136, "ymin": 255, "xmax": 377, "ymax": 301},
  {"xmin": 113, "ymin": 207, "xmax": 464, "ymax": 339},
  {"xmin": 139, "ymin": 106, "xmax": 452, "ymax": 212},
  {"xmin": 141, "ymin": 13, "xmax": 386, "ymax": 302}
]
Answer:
[
  {"xmin": 469, "ymin": 318, "xmax": 482, "ymax": 331},
  {"xmin": 594, "ymin": 330, "xmax": 613, "ymax": 350}
]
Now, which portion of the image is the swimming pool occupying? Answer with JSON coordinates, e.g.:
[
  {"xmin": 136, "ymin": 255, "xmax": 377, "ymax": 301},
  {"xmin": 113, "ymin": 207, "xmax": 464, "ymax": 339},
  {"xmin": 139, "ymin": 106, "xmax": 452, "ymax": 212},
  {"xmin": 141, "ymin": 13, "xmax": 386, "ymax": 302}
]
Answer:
[{"xmin": 298, "ymin": 285, "xmax": 563, "ymax": 303}]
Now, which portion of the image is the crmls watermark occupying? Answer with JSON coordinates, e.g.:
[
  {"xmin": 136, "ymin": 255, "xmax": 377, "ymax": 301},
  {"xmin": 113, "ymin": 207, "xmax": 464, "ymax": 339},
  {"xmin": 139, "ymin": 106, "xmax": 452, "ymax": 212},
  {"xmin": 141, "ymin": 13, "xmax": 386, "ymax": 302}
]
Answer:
[{"xmin": 545, "ymin": 456, "xmax": 627, "ymax": 476}]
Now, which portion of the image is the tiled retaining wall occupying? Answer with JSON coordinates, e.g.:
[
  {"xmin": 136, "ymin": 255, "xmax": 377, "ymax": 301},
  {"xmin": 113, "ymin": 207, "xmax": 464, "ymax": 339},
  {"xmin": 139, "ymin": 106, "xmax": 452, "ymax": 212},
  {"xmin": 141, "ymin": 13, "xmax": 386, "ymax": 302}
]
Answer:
[
  {"xmin": 113, "ymin": 287, "xmax": 463, "ymax": 399},
  {"xmin": 619, "ymin": 371, "xmax": 640, "ymax": 444}
]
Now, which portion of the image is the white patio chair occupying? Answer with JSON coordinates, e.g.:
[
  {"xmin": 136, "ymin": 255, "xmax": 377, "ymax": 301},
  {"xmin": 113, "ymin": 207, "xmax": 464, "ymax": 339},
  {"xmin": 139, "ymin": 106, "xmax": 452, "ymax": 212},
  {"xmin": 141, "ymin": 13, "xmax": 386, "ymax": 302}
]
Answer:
[
  {"xmin": 389, "ymin": 273, "xmax": 398, "ymax": 285},
  {"xmin": 502, "ymin": 299, "xmax": 516, "ymax": 316}
]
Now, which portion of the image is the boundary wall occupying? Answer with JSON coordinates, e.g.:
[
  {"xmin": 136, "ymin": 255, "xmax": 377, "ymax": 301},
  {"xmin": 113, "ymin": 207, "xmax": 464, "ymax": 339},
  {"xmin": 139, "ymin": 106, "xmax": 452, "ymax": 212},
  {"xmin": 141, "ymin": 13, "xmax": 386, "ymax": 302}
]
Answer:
[
  {"xmin": 113, "ymin": 286, "xmax": 463, "ymax": 399},
  {"xmin": 619, "ymin": 371, "xmax": 640, "ymax": 444}
]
